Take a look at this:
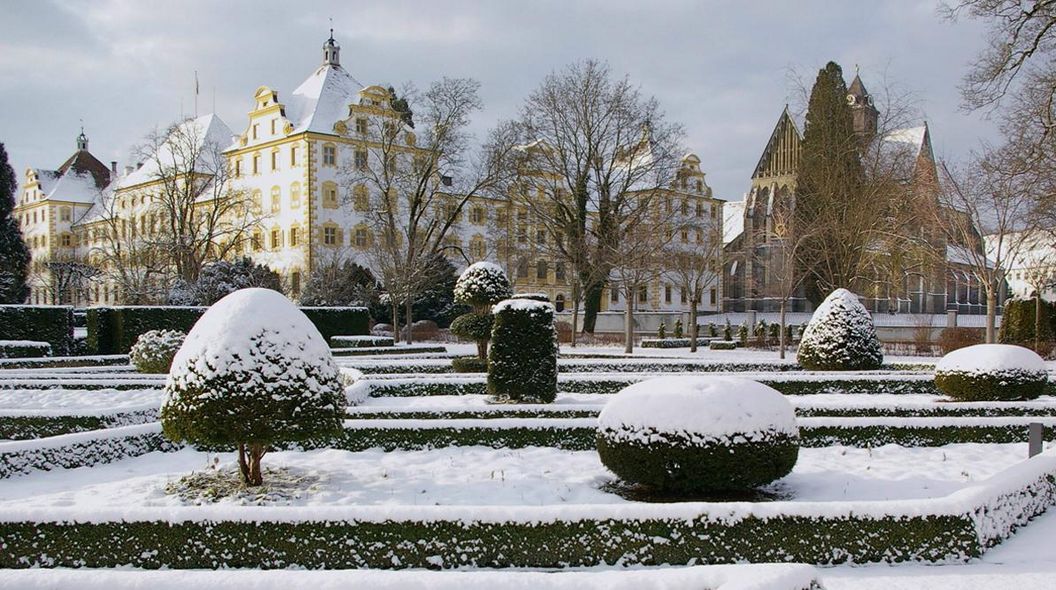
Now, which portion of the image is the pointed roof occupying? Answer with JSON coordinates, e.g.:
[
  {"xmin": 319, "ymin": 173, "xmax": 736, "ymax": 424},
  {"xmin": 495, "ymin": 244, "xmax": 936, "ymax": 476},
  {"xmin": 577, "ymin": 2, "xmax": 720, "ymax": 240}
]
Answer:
[
  {"xmin": 26, "ymin": 140, "xmax": 112, "ymax": 205},
  {"xmin": 283, "ymin": 62, "xmax": 365, "ymax": 136},
  {"xmin": 56, "ymin": 148, "xmax": 111, "ymax": 191},
  {"xmin": 751, "ymin": 107, "xmax": 802, "ymax": 179},
  {"xmin": 119, "ymin": 113, "xmax": 234, "ymax": 189},
  {"xmin": 847, "ymin": 73, "xmax": 869, "ymax": 100}
]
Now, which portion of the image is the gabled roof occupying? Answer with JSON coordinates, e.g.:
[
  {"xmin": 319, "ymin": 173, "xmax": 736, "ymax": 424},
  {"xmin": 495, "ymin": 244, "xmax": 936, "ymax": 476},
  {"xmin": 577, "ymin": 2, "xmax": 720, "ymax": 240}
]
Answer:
[
  {"xmin": 751, "ymin": 107, "xmax": 802, "ymax": 180},
  {"xmin": 284, "ymin": 63, "xmax": 366, "ymax": 136},
  {"xmin": 723, "ymin": 199, "xmax": 745, "ymax": 245},
  {"xmin": 28, "ymin": 148, "xmax": 111, "ymax": 205},
  {"xmin": 119, "ymin": 113, "xmax": 234, "ymax": 190}
]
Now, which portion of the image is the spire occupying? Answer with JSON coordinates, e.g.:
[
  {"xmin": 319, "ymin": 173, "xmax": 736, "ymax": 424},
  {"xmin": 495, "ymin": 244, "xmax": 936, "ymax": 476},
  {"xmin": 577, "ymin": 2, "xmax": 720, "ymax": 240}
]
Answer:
[
  {"xmin": 76, "ymin": 122, "xmax": 88, "ymax": 151},
  {"xmin": 322, "ymin": 22, "xmax": 340, "ymax": 67}
]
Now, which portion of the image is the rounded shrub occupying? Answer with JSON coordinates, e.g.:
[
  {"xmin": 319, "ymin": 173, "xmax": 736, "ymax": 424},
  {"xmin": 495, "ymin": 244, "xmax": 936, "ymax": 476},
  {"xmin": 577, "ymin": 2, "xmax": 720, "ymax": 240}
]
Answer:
[
  {"xmin": 510, "ymin": 292, "xmax": 550, "ymax": 303},
  {"xmin": 487, "ymin": 299, "xmax": 558, "ymax": 403},
  {"xmin": 160, "ymin": 288, "xmax": 346, "ymax": 485},
  {"xmin": 934, "ymin": 343, "xmax": 1048, "ymax": 401},
  {"xmin": 797, "ymin": 288, "xmax": 883, "ymax": 371},
  {"xmin": 452, "ymin": 356, "xmax": 488, "ymax": 373},
  {"xmin": 597, "ymin": 376, "xmax": 799, "ymax": 493},
  {"xmin": 129, "ymin": 329, "xmax": 186, "ymax": 373},
  {"xmin": 454, "ymin": 262, "xmax": 513, "ymax": 308},
  {"xmin": 450, "ymin": 312, "xmax": 493, "ymax": 342}
]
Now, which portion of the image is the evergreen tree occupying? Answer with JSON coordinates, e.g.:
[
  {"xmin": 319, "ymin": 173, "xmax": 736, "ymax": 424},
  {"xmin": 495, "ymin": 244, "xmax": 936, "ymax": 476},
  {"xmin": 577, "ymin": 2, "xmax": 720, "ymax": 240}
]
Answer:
[
  {"xmin": 300, "ymin": 258, "xmax": 379, "ymax": 307},
  {"xmin": 411, "ymin": 255, "xmax": 469, "ymax": 328},
  {"xmin": 795, "ymin": 62, "xmax": 867, "ymax": 304},
  {"xmin": 0, "ymin": 143, "xmax": 30, "ymax": 303},
  {"xmin": 387, "ymin": 86, "xmax": 415, "ymax": 129}
]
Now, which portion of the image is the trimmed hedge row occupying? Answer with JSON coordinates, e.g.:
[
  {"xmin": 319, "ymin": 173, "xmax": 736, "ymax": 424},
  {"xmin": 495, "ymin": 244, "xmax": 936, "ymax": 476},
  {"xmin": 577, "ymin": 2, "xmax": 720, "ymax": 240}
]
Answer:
[
  {"xmin": 87, "ymin": 306, "xmax": 369, "ymax": 354},
  {"xmin": 350, "ymin": 359, "xmax": 936, "ymax": 375},
  {"xmin": 331, "ymin": 346, "xmax": 447, "ymax": 357},
  {"xmin": 0, "ymin": 378, "xmax": 163, "ymax": 391},
  {"xmin": 640, "ymin": 337, "xmax": 712, "ymax": 349},
  {"xmin": 0, "ymin": 305, "xmax": 74, "ymax": 356},
  {"xmin": 0, "ymin": 355, "xmax": 128, "ymax": 370},
  {"xmin": 0, "ymin": 512, "xmax": 979, "ymax": 569},
  {"xmin": 361, "ymin": 376, "xmax": 941, "ymax": 397},
  {"xmin": 331, "ymin": 335, "xmax": 395, "ymax": 348},
  {"xmin": 0, "ymin": 341, "xmax": 51, "ymax": 359},
  {"xmin": 0, "ymin": 409, "xmax": 158, "ymax": 440},
  {"xmin": 0, "ymin": 424, "xmax": 176, "ymax": 479}
]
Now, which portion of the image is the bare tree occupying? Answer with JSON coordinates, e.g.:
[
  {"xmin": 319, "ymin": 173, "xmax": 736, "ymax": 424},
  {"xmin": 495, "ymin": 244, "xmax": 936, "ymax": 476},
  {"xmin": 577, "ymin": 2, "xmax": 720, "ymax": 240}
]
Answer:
[
  {"xmin": 662, "ymin": 203, "xmax": 724, "ymax": 353},
  {"xmin": 30, "ymin": 252, "xmax": 98, "ymax": 306},
  {"xmin": 509, "ymin": 60, "xmax": 685, "ymax": 336},
  {"xmin": 137, "ymin": 117, "xmax": 258, "ymax": 286},
  {"xmin": 87, "ymin": 188, "xmax": 170, "ymax": 304},
  {"xmin": 936, "ymin": 152, "xmax": 1042, "ymax": 342},
  {"xmin": 341, "ymin": 78, "xmax": 516, "ymax": 344},
  {"xmin": 768, "ymin": 198, "xmax": 816, "ymax": 359}
]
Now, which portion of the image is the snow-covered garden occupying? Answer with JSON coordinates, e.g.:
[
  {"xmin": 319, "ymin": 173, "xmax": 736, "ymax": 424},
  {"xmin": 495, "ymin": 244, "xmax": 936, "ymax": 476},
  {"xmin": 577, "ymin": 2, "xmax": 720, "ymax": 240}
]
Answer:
[{"xmin": 1, "ymin": 284, "xmax": 1056, "ymax": 589}]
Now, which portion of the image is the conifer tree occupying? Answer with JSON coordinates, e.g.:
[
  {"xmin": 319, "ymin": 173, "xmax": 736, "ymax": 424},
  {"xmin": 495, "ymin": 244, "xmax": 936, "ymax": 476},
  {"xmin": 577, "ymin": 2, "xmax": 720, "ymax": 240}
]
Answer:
[
  {"xmin": 0, "ymin": 142, "xmax": 30, "ymax": 303},
  {"xmin": 794, "ymin": 62, "xmax": 867, "ymax": 304}
]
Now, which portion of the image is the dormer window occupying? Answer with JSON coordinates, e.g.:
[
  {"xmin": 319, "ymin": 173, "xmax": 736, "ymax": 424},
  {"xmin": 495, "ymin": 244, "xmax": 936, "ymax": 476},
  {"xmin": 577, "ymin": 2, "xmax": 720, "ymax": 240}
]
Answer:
[
  {"xmin": 356, "ymin": 118, "xmax": 367, "ymax": 134},
  {"xmin": 252, "ymin": 124, "xmax": 259, "ymax": 140}
]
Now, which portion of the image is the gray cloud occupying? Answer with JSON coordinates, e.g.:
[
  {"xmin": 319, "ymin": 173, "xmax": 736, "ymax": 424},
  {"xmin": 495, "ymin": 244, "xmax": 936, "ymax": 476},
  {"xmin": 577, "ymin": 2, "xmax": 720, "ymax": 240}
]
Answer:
[{"xmin": 0, "ymin": 0, "xmax": 996, "ymax": 201}]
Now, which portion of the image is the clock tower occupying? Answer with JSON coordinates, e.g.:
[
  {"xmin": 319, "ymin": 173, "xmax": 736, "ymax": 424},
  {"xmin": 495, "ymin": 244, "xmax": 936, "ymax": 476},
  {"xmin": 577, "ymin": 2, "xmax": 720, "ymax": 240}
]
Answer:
[{"xmin": 846, "ymin": 70, "xmax": 879, "ymax": 141}]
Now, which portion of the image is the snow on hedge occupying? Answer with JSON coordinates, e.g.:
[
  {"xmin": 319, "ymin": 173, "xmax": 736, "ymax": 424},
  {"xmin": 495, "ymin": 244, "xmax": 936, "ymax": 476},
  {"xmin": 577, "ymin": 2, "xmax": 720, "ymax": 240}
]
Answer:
[
  {"xmin": 937, "ymin": 344, "xmax": 1047, "ymax": 375},
  {"xmin": 454, "ymin": 262, "xmax": 512, "ymax": 307},
  {"xmin": 598, "ymin": 376, "xmax": 798, "ymax": 444},
  {"xmin": 935, "ymin": 344, "xmax": 1049, "ymax": 401},
  {"xmin": 797, "ymin": 288, "xmax": 883, "ymax": 371},
  {"xmin": 492, "ymin": 298, "xmax": 555, "ymax": 314}
]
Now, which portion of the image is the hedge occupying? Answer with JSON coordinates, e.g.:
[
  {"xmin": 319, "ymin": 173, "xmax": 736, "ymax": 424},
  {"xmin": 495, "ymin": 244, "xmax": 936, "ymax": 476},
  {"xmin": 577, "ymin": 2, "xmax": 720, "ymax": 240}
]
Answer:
[
  {"xmin": 640, "ymin": 337, "xmax": 712, "ymax": 349},
  {"xmin": 3, "ymin": 456, "xmax": 1056, "ymax": 569},
  {"xmin": 347, "ymin": 359, "xmax": 938, "ymax": 375},
  {"xmin": 0, "ymin": 409, "xmax": 158, "ymax": 440},
  {"xmin": 87, "ymin": 306, "xmax": 369, "ymax": 354},
  {"xmin": 0, "ymin": 377, "xmax": 163, "ymax": 391},
  {"xmin": 331, "ymin": 346, "xmax": 447, "ymax": 357},
  {"xmin": 0, "ymin": 305, "xmax": 74, "ymax": 356},
  {"xmin": 0, "ymin": 341, "xmax": 51, "ymax": 359},
  {"xmin": 330, "ymin": 335, "xmax": 395, "ymax": 348},
  {"xmin": 0, "ymin": 423, "xmax": 176, "ymax": 479},
  {"xmin": 0, "ymin": 355, "xmax": 128, "ymax": 370}
]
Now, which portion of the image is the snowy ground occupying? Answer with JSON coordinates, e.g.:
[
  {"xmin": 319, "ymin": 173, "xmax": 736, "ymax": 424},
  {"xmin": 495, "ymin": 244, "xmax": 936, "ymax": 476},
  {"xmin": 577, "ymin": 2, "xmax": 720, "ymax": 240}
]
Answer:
[{"xmin": 0, "ymin": 443, "xmax": 1036, "ymax": 509}]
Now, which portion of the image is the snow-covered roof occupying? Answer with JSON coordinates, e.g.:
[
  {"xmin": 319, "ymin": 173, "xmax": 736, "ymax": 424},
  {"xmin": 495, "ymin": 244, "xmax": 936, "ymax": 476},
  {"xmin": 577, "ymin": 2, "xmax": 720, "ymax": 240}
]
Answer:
[
  {"xmin": 723, "ymin": 199, "xmax": 745, "ymax": 245},
  {"xmin": 119, "ymin": 114, "xmax": 234, "ymax": 190},
  {"xmin": 44, "ymin": 168, "xmax": 103, "ymax": 204},
  {"xmin": 26, "ymin": 147, "xmax": 112, "ymax": 205},
  {"xmin": 284, "ymin": 63, "xmax": 366, "ymax": 136},
  {"xmin": 946, "ymin": 243, "xmax": 992, "ymax": 268}
]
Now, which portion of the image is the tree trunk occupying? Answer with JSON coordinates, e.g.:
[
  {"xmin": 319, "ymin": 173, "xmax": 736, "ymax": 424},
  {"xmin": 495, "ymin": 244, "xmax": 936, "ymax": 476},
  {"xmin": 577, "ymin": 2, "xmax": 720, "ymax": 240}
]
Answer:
[
  {"xmin": 570, "ymin": 284, "xmax": 581, "ymax": 348},
  {"xmin": 237, "ymin": 443, "xmax": 249, "ymax": 484},
  {"xmin": 778, "ymin": 299, "xmax": 787, "ymax": 360},
  {"xmin": 405, "ymin": 297, "xmax": 414, "ymax": 345},
  {"xmin": 238, "ymin": 443, "xmax": 266, "ymax": 486},
  {"xmin": 477, "ymin": 338, "xmax": 488, "ymax": 360},
  {"xmin": 391, "ymin": 301, "xmax": 400, "ymax": 344},
  {"xmin": 689, "ymin": 299, "xmax": 700, "ymax": 353},
  {"xmin": 583, "ymin": 279, "xmax": 605, "ymax": 333},
  {"xmin": 1035, "ymin": 291, "xmax": 1042, "ymax": 353},
  {"xmin": 986, "ymin": 288, "xmax": 997, "ymax": 344},
  {"xmin": 624, "ymin": 286, "xmax": 634, "ymax": 354}
]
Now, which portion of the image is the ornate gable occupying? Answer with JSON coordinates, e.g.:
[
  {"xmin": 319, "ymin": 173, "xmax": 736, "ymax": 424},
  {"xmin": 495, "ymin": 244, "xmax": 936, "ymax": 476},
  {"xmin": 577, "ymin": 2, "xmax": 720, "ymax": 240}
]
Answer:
[{"xmin": 751, "ymin": 107, "xmax": 802, "ymax": 184}]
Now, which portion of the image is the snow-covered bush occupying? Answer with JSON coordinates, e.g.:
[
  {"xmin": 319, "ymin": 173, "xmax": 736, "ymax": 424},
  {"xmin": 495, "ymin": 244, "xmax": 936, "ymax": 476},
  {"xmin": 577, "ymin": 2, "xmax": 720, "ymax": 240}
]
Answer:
[
  {"xmin": 673, "ymin": 319, "xmax": 683, "ymax": 339},
  {"xmin": 453, "ymin": 262, "xmax": 513, "ymax": 308},
  {"xmin": 511, "ymin": 292, "xmax": 550, "ymax": 302},
  {"xmin": 935, "ymin": 344, "xmax": 1048, "ymax": 401},
  {"xmin": 450, "ymin": 312, "xmax": 493, "ymax": 359},
  {"xmin": 0, "ymin": 340, "xmax": 50, "ymax": 359},
  {"xmin": 709, "ymin": 340, "xmax": 736, "ymax": 350},
  {"xmin": 160, "ymin": 288, "xmax": 346, "ymax": 485},
  {"xmin": 797, "ymin": 289, "xmax": 883, "ymax": 371},
  {"xmin": 190, "ymin": 258, "xmax": 282, "ymax": 305},
  {"xmin": 128, "ymin": 329, "xmax": 185, "ymax": 374},
  {"xmin": 487, "ymin": 299, "xmax": 558, "ymax": 403},
  {"xmin": 451, "ymin": 356, "xmax": 488, "ymax": 373},
  {"xmin": 597, "ymin": 376, "xmax": 799, "ymax": 493}
]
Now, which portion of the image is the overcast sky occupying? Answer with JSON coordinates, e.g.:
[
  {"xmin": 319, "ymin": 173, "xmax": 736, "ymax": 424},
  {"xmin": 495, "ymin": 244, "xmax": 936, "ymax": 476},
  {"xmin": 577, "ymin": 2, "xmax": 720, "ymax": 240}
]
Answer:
[{"xmin": 1, "ymin": 0, "xmax": 996, "ymax": 202}]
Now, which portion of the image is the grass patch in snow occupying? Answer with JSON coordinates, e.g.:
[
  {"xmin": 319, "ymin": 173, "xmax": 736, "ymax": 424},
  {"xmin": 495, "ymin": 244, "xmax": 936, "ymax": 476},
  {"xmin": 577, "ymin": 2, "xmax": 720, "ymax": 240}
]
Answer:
[{"xmin": 164, "ymin": 464, "xmax": 326, "ymax": 506}]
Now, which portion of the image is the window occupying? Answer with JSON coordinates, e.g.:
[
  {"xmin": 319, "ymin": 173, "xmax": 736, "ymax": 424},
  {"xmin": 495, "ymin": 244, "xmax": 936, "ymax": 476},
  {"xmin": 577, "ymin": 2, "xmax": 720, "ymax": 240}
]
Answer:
[
  {"xmin": 323, "ymin": 145, "xmax": 337, "ymax": 166},
  {"xmin": 696, "ymin": 201, "xmax": 704, "ymax": 217},
  {"xmin": 710, "ymin": 288, "xmax": 717, "ymax": 305},
  {"xmin": 355, "ymin": 150, "xmax": 368, "ymax": 171},
  {"xmin": 271, "ymin": 151, "xmax": 278, "ymax": 171},
  {"xmin": 270, "ymin": 119, "xmax": 277, "ymax": 135},
  {"xmin": 290, "ymin": 226, "xmax": 299, "ymax": 247},
  {"xmin": 711, "ymin": 204, "xmax": 717, "ymax": 219},
  {"xmin": 664, "ymin": 284, "xmax": 672, "ymax": 304},
  {"xmin": 536, "ymin": 229, "xmax": 546, "ymax": 245},
  {"xmin": 60, "ymin": 234, "xmax": 71, "ymax": 247},
  {"xmin": 638, "ymin": 285, "xmax": 647, "ymax": 304},
  {"xmin": 290, "ymin": 146, "xmax": 299, "ymax": 167},
  {"xmin": 252, "ymin": 230, "xmax": 263, "ymax": 252},
  {"xmin": 471, "ymin": 237, "xmax": 486, "ymax": 259},
  {"xmin": 555, "ymin": 262, "xmax": 566, "ymax": 281},
  {"xmin": 353, "ymin": 185, "xmax": 368, "ymax": 211},
  {"xmin": 60, "ymin": 207, "xmax": 71, "ymax": 221},
  {"xmin": 517, "ymin": 209, "xmax": 528, "ymax": 223},
  {"xmin": 696, "ymin": 180, "xmax": 703, "ymax": 193},
  {"xmin": 354, "ymin": 227, "xmax": 369, "ymax": 248},
  {"xmin": 611, "ymin": 289, "xmax": 619, "ymax": 303},
  {"xmin": 271, "ymin": 228, "xmax": 281, "ymax": 250},
  {"xmin": 681, "ymin": 228, "xmax": 689, "ymax": 243},
  {"xmin": 681, "ymin": 200, "xmax": 689, "ymax": 216},
  {"xmin": 555, "ymin": 294, "xmax": 566, "ymax": 313},
  {"xmin": 470, "ymin": 207, "xmax": 485, "ymax": 224},
  {"xmin": 252, "ymin": 154, "xmax": 260, "ymax": 174},
  {"xmin": 355, "ymin": 118, "xmax": 367, "ymax": 134},
  {"xmin": 324, "ymin": 183, "xmax": 339, "ymax": 208},
  {"xmin": 290, "ymin": 182, "xmax": 302, "ymax": 209},
  {"xmin": 234, "ymin": 159, "xmax": 242, "ymax": 177},
  {"xmin": 516, "ymin": 258, "xmax": 528, "ymax": 279},
  {"xmin": 517, "ymin": 225, "xmax": 528, "ymax": 244},
  {"xmin": 536, "ymin": 260, "xmax": 548, "ymax": 280},
  {"xmin": 323, "ymin": 226, "xmax": 337, "ymax": 246},
  {"xmin": 270, "ymin": 187, "xmax": 281, "ymax": 213},
  {"xmin": 291, "ymin": 271, "xmax": 301, "ymax": 294},
  {"xmin": 680, "ymin": 288, "xmax": 688, "ymax": 304},
  {"xmin": 252, "ymin": 124, "xmax": 259, "ymax": 140}
]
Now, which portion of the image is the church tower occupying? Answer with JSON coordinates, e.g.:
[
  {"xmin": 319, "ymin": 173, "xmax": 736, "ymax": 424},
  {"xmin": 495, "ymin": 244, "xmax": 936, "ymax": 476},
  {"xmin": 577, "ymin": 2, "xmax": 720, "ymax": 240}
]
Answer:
[
  {"xmin": 846, "ymin": 72, "xmax": 878, "ymax": 140},
  {"xmin": 76, "ymin": 127, "xmax": 89, "ymax": 151},
  {"xmin": 322, "ymin": 29, "xmax": 340, "ymax": 67}
]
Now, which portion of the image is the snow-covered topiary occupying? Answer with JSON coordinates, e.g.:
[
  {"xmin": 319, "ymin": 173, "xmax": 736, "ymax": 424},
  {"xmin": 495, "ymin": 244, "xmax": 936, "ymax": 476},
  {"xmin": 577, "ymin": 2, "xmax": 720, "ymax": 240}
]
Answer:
[
  {"xmin": 935, "ymin": 344, "xmax": 1049, "ymax": 401},
  {"xmin": 454, "ymin": 262, "xmax": 513, "ymax": 308},
  {"xmin": 160, "ymin": 288, "xmax": 346, "ymax": 485},
  {"xmin": 487, "ymin": 298, "xmax": 558, "ymax": 403},
  {"xmin": 797, "ymin": 289, "xmax": 883, "ymax": 371},
  {"xmin": 128, "ymin": 329, "xmax": 185, "ymax": 374},
  {"xmin": 597, "ymin": 376, "xmax": 799, "ymax": 493}
]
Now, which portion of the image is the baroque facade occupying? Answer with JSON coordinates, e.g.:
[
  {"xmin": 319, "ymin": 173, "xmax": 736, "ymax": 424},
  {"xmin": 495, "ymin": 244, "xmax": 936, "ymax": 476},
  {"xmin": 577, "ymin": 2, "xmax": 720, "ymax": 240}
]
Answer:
[
  {"xmin": 14, "ymin": 35, "xmax": 724, "ymax": 317},
  {"xmin": 722, "ymin": 74, "xmax": 989, "ymax": 315}
]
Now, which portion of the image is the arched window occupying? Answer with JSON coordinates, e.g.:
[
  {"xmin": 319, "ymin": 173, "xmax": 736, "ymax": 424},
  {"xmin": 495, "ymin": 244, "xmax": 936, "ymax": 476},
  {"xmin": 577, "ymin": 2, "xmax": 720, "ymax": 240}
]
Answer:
[
  {"xmin": 555, "ymin": 293, "xmax": 566, "ymax": 313},
  {"xmin": 290, "ymin": 182, "xmax": 302, "ymax": 209},
  {"xmin": 270, "ymin": 186, "xmax": 281, "ymax": 213}
]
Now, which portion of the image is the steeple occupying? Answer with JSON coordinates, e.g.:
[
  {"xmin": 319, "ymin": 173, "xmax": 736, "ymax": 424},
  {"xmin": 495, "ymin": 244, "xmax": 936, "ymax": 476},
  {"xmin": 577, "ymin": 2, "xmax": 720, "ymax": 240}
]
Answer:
[
  {"xmin": 76, "ymin": 125, "xmax": 88, "ymax": 151},
  {"xmin": 846, "ymin": 71, "xmax": 878, "ymax": 140},
  {"xmin": 322, "ymin": 26, "xmax": 340, "ymax": 67}
]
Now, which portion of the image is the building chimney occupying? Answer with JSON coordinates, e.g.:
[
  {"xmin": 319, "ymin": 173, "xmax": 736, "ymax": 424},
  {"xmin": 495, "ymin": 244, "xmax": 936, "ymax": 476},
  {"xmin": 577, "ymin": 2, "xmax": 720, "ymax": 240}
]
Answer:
[
  {"xmin": 124, "ymin": 165, "xmax": 134, "ymax": 175},
  {"xmin": 110, "ymin": 161, "xmax": 118, "ymax": 174}
]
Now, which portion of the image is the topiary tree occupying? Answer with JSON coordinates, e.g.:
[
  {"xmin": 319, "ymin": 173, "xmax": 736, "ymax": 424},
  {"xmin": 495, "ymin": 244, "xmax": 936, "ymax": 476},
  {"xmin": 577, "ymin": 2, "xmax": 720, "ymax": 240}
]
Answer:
[
  {"xmin": 737, "ymin": 323, "xmax": 748, "ymax": 346},
  {"xmin": 487, "ymin": 299, "xmax": 558, "ymax": 403},
  {"xmin": 797, "ymin": 289, "xmax": 883, "ymax": 371},
  {"xmin": 597, "ymin": 376, "xmax": 799, "ymax": 493},
  {"xmin": 723, "ymin": 320, "xmax": 732, "ymax": 341},
  {"xmin": 452, "ymin": 262, "xmax": 512, "ymax": 360},
  {"xmin": 657, "ymin": 322, "xmax": 667, "ymax": 339},
  {"xmin": 673, "ymin": 319, "xmax": 684, "ymax": 339},
  {"xmin": 129, "ymin": 329, "xmax": 185, "ymax": 373},
  {"xmin": 935, "ymin": 343, "xmax": 1048, "ymax": 401},
  {"xmin": 160, "ymin": 288, "xmax": 346, "ymax": 486}
]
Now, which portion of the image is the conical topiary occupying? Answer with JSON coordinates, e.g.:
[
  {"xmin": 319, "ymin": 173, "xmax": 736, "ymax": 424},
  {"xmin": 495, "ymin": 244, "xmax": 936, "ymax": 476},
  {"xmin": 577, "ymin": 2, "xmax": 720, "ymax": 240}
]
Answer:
[{"xmin": 797, "ymin": 288, "xmax": 883, "ymax": 370}]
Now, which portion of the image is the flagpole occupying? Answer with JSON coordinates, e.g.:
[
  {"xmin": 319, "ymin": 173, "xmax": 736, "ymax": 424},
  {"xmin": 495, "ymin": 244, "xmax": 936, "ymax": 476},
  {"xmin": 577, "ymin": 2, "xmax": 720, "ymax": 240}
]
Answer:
[{"xmin": 194, "ymin": 70, "xmax": 199, "ymax": 117}]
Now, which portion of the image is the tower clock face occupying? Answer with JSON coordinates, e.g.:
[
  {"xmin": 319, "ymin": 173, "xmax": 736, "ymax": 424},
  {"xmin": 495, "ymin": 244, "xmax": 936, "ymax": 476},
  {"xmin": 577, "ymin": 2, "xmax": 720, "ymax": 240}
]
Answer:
[{"xmin": 846, "ymin": 94, "xmax": 856, "ymax": 105}]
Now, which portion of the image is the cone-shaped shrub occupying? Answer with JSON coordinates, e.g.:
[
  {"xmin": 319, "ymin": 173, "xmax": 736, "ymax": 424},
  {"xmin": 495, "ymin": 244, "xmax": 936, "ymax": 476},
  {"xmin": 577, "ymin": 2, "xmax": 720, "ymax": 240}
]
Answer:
[
  {"xmin": 160, "ymin": 288, "xmax": 346, "ymax": 485},
  {"xmin": 487, "ymin": 298, "xmax": 558, "ymax": 402},
  {"xmin": 797, "ymin": 288, "xmax": 883, "ymax": 370}
]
